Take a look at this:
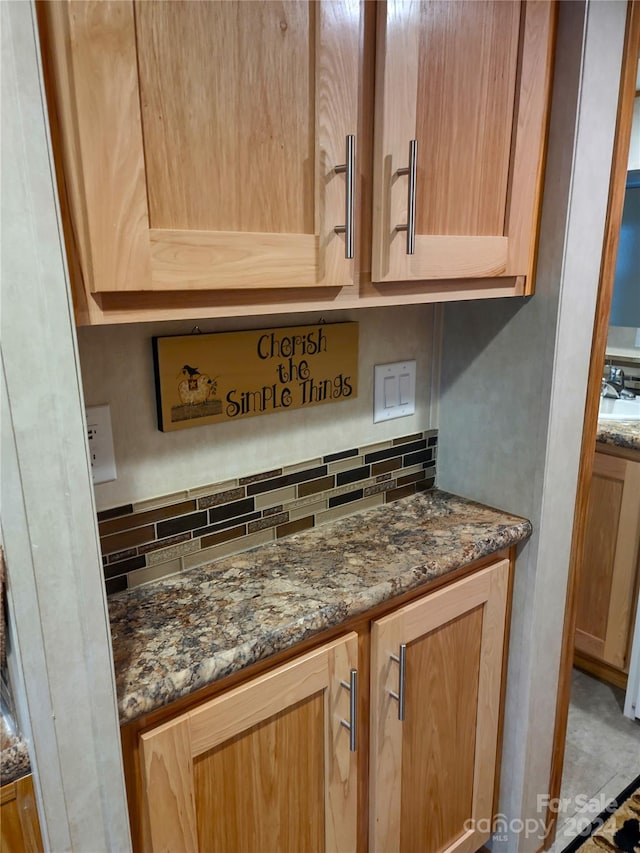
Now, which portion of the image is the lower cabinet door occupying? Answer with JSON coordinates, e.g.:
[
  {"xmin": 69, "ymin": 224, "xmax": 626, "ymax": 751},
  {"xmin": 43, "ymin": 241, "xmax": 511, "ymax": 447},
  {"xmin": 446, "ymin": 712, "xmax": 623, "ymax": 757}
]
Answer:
[
  {"xmin": 369, "ymin": 559, "xmax": 509, "ymax": 853},
  {"xmin": 0, "ymin": 774, "xmax": 43, "ymax": 853},
  {"xmin": 575, "ymin": 451, "xmax": 640, "ymax": 671},
  {"xmin": 139, "ymin": 633, "xmax": 358, "ymax": 853}
]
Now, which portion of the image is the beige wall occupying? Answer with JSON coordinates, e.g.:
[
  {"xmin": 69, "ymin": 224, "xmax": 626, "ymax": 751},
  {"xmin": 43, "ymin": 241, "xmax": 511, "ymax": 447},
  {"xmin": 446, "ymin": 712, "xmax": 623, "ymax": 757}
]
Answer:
[
  {"xmin": 78, "ymin": 305, "xmax": 438, "ymax": 510},
  {"xmin": 438, "ymin": 3, "xmax": 627, "ymax": 850},
  {"xmin": 2, "ymin": 2, "xmax": 131, "ymax": 848}
]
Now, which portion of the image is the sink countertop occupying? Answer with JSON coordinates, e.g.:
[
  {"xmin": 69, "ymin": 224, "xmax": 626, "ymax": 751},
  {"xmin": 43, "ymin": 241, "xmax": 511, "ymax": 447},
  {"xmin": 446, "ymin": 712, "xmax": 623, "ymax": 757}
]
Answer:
[
  {"xmin": 596, "ymin": 419, "xmax": 640, "ymax": 452},
  {"xmin": 109, "ymin": 489, "xmax": 532, "ymax": 724}
]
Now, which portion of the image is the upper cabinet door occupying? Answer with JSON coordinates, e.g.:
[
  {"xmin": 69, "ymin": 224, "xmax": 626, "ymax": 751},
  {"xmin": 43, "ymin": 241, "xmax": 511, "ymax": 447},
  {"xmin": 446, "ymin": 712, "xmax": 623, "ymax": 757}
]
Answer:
[
  {"xmin": 371, "ymin": 1, "xmax": 555, "ymax": 286},
  {"xmin": 46, "ymin": 1, "xmax": 360, "ymax": 293}
]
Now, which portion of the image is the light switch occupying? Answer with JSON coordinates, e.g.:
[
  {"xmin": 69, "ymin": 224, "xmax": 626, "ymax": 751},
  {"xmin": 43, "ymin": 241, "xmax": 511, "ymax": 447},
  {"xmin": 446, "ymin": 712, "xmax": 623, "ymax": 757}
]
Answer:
[
  {"xmin": 399, "ymin": 372, "xmax": 411, "ymax": 405},
  {"xmin": 384, "ymin": 375, "xmax": 398, "ymax": 408},
  {"xmin": 374, "ymin": 361, "xmax": 416, "ymax": 423}
]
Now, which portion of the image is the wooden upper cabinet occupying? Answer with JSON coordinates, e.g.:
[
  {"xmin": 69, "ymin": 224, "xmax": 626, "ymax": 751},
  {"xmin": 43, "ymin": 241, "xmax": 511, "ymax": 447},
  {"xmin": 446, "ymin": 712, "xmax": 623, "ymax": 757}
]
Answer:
[
  {"xmin": 40, "ymin": 0, "xmax": 360, "ymax": 296},
  {"xmin": 39, "ymin": 0, "xmax": 555, "ymax": 323},
  {"xmin": 372, "ymin": 1, "xmax": 555, "ymax": 287}
]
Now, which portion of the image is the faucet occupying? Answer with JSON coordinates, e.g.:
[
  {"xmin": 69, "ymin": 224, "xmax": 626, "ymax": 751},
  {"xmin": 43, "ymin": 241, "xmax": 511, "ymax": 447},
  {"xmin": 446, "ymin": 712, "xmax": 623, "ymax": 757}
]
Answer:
[{"xmin": 601, "ymin": 366, "xmax": 635, "ymax": 399}]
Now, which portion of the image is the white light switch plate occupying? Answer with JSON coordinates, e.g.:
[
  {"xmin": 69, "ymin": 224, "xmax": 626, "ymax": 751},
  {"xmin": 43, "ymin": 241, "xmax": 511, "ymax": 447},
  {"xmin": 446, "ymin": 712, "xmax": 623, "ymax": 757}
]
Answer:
[
  {"xmin": 86, "ymin": 404, "xmax": 117, "ymax": 484},
  {"xmin": 373, "ymin": 361, "xmax": 416, "ymax": 423}
]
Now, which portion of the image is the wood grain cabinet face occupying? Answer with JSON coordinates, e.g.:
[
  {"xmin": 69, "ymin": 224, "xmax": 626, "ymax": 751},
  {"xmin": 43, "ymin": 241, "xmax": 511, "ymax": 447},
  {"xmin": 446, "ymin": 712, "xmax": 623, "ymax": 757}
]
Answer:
[
  {"xmin": 575, "ymin": 451, "xmax": 640, "ymax": 673},
  {"xmin": 40, "ymin": 0, "xmax": 360, "ymax": 300},
  {"xmin": 369, "ymin": 559, "xmax": 509, "ymax": 853},
  {"xmin": 39, "ymin": 1, "xmax": 555, "ymax": 322},
  {"xmin": 134, "ymin": 560, "xmax": 511, "ymax": 853},
  {"xmin": 0, "ymin": 774, "xmax": 44, "ymax": 853},
  {"xmin": 372, "ymin": 1, "xmax": 555, "ymax": 287},
  {"xmin": 139, "ymin": 633, "xmax": 359, "ymax": 853}
]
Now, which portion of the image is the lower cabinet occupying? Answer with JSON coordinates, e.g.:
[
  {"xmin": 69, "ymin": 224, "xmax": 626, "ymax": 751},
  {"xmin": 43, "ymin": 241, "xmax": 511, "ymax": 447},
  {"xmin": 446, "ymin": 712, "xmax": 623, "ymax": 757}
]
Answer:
[
  {"xmin": 369, "ymin": 560, "xmax": 509, "ymax": 853},
  {"xmin": 575, "ymin": 448, "xmax": 640, "ymax": 682},
  {"xmin": 0, "ymin": 774, "xmax": 43, "ymax": 853},
  {"xmin": 140, "ymin": 634, "xmax": 359, "ymax": 852},
  {"xmin": 137, "ymin": 557, "xmax": 510, "ymax": 852}
]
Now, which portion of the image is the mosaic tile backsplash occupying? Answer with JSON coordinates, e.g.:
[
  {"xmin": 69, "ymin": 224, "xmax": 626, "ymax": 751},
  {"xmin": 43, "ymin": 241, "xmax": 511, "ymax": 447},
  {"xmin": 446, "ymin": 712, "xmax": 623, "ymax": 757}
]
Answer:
[{"xmin": 98, "ymin": 430, "xmax": 437, "ymax": 594}]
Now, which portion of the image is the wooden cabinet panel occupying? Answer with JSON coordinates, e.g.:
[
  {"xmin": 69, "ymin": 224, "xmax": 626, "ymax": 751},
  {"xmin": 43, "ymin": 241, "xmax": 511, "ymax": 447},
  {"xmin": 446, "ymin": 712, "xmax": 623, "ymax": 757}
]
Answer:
[
  {"xmin": 193, "ymin": 694, "xmax": 325, "ymax": 852},
  {"xmin": 139, "ymin": 633, "xmax": 358, "ymax": 853},
  {"xmin": 135, "ymin": 1, "xmax": 315, "ymax": 236},
  {"xmin": 0, "ymin": 774, "xmax": 43, "ymax": 853},
  {"xmin": 400, "ymin": 606, "xmax": 483, "ymax": 852},
  {"xmin": 415, "ymin": 1, "xmax": 520, "ymax": 239},
  {"xmin": 40, "ymin": 0, "xmax": 152, "ymax": 303},
  {"xmin": 38, "ymin": 0, "xmax": 555, "ymax": 324},
  {"xmin": 372, "ymin": 0, "xmax": 554, "ymax": 286},
  {"xmin": 40, "ymin": 0, "xmax": 360, "ymax": 297},
  {"xmin": 369, "ymin": 559, "xmax": 509, "ymax": 853},
  {"xmin": 575, "ymin": 450, "xmax": 640, "ymax": 672},
  {"xmin": 576, "ymin": 463, "xmax": 624, "ymax": 652},
  {"xmin": 128, "ymin": 557, "xmax": 514, "ymax": 852}
]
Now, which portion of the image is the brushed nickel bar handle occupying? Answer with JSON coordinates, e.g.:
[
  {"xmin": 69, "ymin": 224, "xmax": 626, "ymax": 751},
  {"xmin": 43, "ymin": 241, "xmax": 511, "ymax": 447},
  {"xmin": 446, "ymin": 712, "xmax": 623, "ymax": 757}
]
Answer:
[
  {"xmin": 396, "ymin": 139, "xmax": 418, "ymax": 255},
  {"xmin": 340, "ymin": 668, "xmax": 358, "ymax": 752},
  {"xmin": 334, "ymin": 134, "xmax": 355, "ymax": 260},
  {"xmin": 389, "ymin": 643, "xmax": 407, "ymax": 721}
]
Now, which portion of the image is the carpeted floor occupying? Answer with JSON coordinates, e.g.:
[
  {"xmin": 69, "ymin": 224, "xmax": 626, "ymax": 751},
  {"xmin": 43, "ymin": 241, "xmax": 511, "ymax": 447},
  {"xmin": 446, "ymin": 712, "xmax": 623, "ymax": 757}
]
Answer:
[{"xmin": 562, "ymin": 775, "xmax": 640, "ymax": 852}]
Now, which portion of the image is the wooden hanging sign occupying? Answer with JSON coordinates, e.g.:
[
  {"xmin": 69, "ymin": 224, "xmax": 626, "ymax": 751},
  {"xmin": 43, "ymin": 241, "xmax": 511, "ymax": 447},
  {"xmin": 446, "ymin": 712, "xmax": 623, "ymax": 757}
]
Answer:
[{"xmin": 152, "ymin": 322, "xmax": 359, "ymax": 431}]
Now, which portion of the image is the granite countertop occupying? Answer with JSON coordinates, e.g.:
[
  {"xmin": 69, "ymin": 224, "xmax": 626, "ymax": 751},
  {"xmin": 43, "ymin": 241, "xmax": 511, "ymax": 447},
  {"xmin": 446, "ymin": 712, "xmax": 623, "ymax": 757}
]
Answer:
[
  {"xmin": 1, "ymin": 713, "xmax": 30, "ymax": 786},
  {"xmin": 596, "ymin": 419, "xmax": 640, "ymax": 452},
  {"xmin": 109, "ymin": 489, "xmax": 532, "ymax": 724}
]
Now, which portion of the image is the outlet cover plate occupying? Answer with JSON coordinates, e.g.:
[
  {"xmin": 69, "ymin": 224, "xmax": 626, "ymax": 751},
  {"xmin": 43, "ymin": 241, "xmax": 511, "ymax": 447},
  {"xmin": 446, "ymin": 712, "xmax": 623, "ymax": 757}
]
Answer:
[
  {"xmin": 373, "ymin": 360, "xmax": 416, "ymax": 423},
  {"xmin": 86, "ymin": 404, "xmax": 117, "ymax": 484}
]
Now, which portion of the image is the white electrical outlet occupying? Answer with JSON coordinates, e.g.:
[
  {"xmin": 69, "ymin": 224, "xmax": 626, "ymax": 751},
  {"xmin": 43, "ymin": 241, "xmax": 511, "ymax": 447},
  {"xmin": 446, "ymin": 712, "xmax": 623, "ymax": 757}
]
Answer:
[
  {"xmin": 373, "ymin": 361, "xmax": 416, "ymax": 423},
  {"xmin": 86, "ymin": 404, "xmax": 117, "ymax": 484}
]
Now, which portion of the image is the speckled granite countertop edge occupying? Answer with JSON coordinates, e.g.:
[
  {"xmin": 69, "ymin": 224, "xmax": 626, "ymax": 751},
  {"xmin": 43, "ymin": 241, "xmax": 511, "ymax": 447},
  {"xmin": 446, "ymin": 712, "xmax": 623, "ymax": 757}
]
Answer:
[
  {"xmin": 1, "ymin": 716, "xmax": 31, "ymax": 786},
  {"xmin": 596, "ymin": 419, "xmax": 640, "ymax": 452},
  {"xmin": 119, "ymin": 537, "xmax": 528, "ymax": 723},
  {"xmin": 111, "ymin": 490, "xmax": 532, "ymax": 725}
]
